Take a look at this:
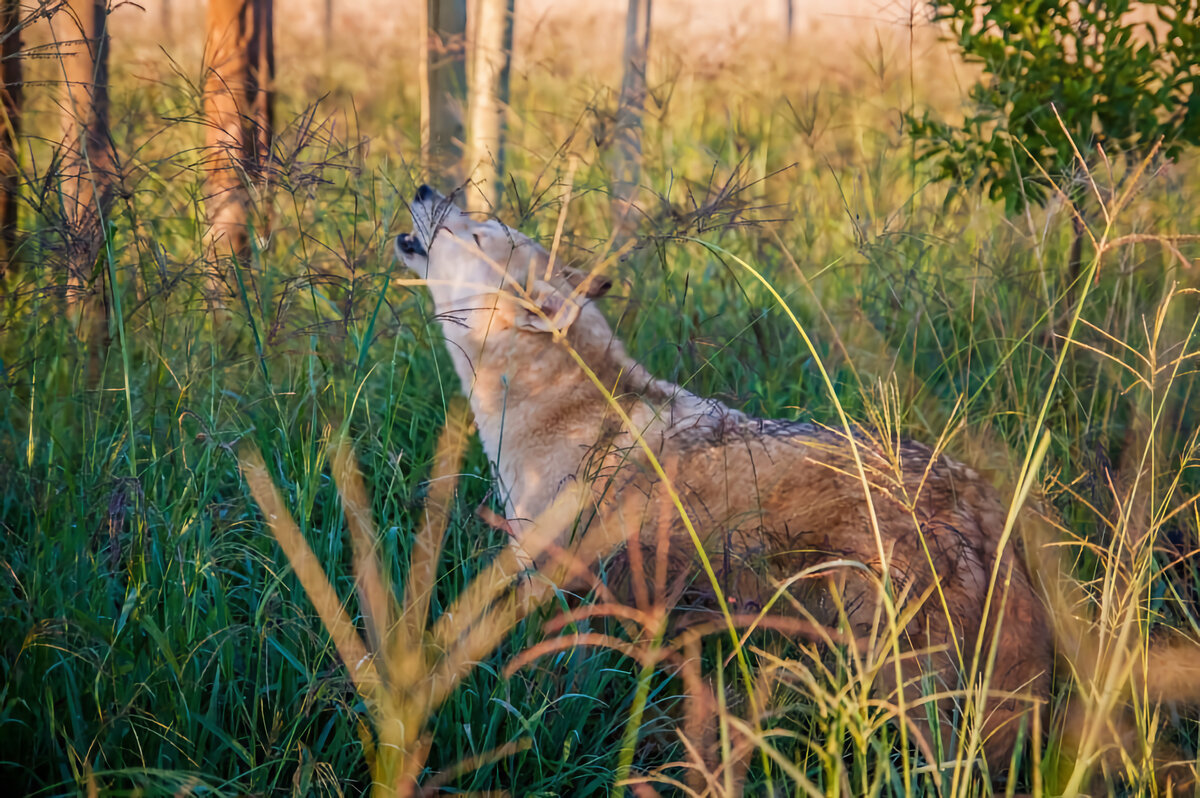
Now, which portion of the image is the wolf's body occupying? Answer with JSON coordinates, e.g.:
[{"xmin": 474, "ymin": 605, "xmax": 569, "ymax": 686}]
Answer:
[{"xmin": 394, "ymin": 185, "xmax": 1194, "ymax": 781}]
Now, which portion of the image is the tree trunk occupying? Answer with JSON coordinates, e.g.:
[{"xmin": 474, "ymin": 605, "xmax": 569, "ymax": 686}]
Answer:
[
  {"xmin": 784, "ymin": 0, "xmax": 794, "ymax": 41},
  {"xmin": 611, "ymin": 0, "xmax": 650, "ymax": 245},
  {"xmin": 162, "ymin": 0, "xmax": 173, "ymax": 48},
  {"xmin": 323, "ymin": 0, "xmax": 333, "ymax": 59},
  {"xmin": 422, "ymin": 0, "xmax": 466, "ymax": 191},
  {"xmin": 464, "ymin": 0, "xmax": 512, "ymax": 213},
  {"xmin": 0, "ymin": 0, "xmax": 21, "ymax": 273},
  {"xmin": 203, "ymin": 0, "xmax": 273, "ymax": 298},
  {"xmin": 57, "ymin": 0, "xmax": 113, "ymax": 349}
]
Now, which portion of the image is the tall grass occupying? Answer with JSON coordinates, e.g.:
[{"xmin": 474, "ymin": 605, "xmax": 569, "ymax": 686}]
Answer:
[{"xmin": 1, "ymin": 9, "xmax": 1199, "ymax": 796}]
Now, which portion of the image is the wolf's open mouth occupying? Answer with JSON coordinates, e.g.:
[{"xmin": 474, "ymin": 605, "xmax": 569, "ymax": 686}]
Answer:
[{"xmin": 395, "ymin": 232, "xmax": 426, "ymax": 257}]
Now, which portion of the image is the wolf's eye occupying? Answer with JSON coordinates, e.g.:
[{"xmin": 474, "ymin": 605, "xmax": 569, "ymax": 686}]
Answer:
[{"xmin": 472, "ymin": 232, "xmax": 485, "ymax": 249}]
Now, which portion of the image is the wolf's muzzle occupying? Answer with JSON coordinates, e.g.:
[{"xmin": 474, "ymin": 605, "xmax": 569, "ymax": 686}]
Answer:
[{"xmin": 395, "ymin": 233, "xmax": 426, "ymax": 256}]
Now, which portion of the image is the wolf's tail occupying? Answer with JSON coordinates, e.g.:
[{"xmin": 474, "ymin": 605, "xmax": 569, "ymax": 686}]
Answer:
[{"xmin": 1020, "ymin": 508, "xmax": 1199, "ymax": 793}]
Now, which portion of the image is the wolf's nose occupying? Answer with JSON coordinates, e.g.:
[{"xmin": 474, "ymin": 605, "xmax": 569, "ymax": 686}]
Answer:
[
  {"xmin": 414, "ymin": 184, "xmax": 437, "ymax": 203},
  {"xmin": 395, "ymin": 233, "xmax": 426, "ymax": 257}
]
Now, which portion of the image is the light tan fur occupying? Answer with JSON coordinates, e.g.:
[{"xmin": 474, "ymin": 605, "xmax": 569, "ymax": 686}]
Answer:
[{"xmin": 394, "ymin": 186, "xmax": 1196, "ymax": 784}]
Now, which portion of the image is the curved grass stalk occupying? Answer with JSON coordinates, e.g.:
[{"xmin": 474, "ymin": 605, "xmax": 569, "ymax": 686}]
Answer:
[
  {"xmin": 679, "ymin": 235, "xmax": 918, "ymax": 789},
  {"xmin": 239, "ymin": 401, "xmax": 607, "ymax": 797}
]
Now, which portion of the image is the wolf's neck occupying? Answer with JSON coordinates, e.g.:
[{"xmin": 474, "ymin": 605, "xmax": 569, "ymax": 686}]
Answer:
[
  {"xmin": 441, "ymin": 329, "xmax": 614, "ymax": 526},
  {"xmin": 439, "ymin": 315, "xmax": 742, "ymax": 527}
]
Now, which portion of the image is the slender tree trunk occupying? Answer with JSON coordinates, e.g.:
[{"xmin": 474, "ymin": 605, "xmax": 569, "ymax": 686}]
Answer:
[
  {"xmin": 464, "ymin": 0, "xmax": 512, "ymax": 213},
  {"xmin": 323, "ymin": 0, "xmax": 333, "ymax": 60},
  {"xmin": 252, "ymin": 1, "xmax": 273, "ymax": 163},
  {"xmin": 784, "ymin": 0, "xmax": 794, "ymax": 41},
  {"xmin": 203, "ymin": 0, "xmax": 273, "ymax": 298},
  {"xmin": 162, "ymin": 0, "xmax": 173, "ymax": 47},
  {"xmin": 57, "ymin": 0, "xmax": 113, "ymax": 350},
  {"xmin": 422, "ymin": 0, "xmax": 466, "ymax": 191},
  {"xmin": 0, "ymin": 0, "xmax": 21, "ymax": 273},
  {"xmin": 611, "ymin": 0, "xmax": 650, "ymax": 244}
]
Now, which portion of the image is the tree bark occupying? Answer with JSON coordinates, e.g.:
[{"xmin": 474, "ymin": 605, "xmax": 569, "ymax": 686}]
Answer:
[
  {"xmin": 203, "ymin": 0, "xmax": 273, "ymax": 296},
  {"xmin": 57, "ymin": 0, "xmax": 113, "ymax": 344},
  {"xmin": 422, "ymin": 0, "xmax": 467, "ymax": 191},
  {"xmin": 464, "ymin": 0, "xmax": 512, "ymax": 213},
  {"xmin": 323, "ymin": 0, "xmax": 333, "ymax": 60},
  {"xmin": 161, "ymin": 0, "xmax": 173, "ymax": 48},
  {"xmin": 0, "ymin": 0, "xmax": 21, "ymax": 273},
  {"xmin": 611, "ymin": 0, "xmax": 650, "ymax": 244}
]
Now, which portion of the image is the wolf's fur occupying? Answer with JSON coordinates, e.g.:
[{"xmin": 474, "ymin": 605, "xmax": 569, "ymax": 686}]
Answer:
[{"xmin": 395, "ymin": 187, "xmax": 1196, "ymax": 781}]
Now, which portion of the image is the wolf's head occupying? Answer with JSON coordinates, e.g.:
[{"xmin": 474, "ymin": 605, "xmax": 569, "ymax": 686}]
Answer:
[{"xmin": 394, "ymin": 185, "xmax": 612, "ymax": 336}]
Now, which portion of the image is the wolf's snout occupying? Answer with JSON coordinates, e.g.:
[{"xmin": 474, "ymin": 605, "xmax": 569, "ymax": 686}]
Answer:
[
  {"xmin": 414, "ymin": 184, "xmax": 438, "ymax": 203},
  {"xmin": 395, "ymin": 233, "xmax": 426, "ymax": 257}
]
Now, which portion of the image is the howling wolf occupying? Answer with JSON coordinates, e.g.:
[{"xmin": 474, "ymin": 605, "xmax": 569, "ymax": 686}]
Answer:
[{"xmin": 394, "ymin": 184, "xmax": 1197, "ymax": 785}]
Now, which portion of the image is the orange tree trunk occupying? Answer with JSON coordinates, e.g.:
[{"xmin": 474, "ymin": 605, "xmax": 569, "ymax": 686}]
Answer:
[
  {"xmin": 203, "ymin": 0, "xmax": 273, "ymax": 296},
  {"xmin": 0, "ymin": 0, "xmax": 21, "ymax": 273}
]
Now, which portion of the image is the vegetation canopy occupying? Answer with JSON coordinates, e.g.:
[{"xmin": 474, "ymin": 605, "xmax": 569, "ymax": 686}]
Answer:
[{"xmin": 908, "ymin": 0, "xmax": 1200, "ymax": 212}]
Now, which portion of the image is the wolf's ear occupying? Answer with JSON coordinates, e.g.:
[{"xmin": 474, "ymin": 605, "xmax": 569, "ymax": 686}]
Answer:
[
  {"xmin": 517, "ymin": 281, "xmax": 581, "ymax": 334},
  {"xmin": 561, "ymin": 265, "xmax": 613, "ymax": 298}
]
